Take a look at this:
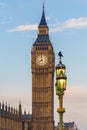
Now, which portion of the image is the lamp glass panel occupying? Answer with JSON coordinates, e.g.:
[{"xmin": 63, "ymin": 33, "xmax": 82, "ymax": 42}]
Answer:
[
  {"xmin": 59, "ymin": 79, "xmax": 66, "ymax": 90},
  {"xmin": 57, "ymin": 80, "xmax": 61, "ymax": 90},
  {"xmin": 56, "ymin": 68, "xmax": 65, "ymax": 76},
  {"xmin": 56, "ymin": 69, "xmax": 60, "ymax": 75}
]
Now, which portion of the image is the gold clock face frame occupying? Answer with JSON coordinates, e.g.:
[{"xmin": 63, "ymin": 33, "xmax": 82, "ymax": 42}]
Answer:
[{"xmin": 36, "ymin": 54, "xmax": 48, "ymax": 66}]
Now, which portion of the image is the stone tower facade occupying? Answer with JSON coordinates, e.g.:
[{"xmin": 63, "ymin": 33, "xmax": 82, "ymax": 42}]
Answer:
[{"xmin": 31, "ymin": 5, "xmax": 55, "ymax": 130}]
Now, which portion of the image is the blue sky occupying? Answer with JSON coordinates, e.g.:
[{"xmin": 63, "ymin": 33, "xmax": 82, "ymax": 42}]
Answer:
[{"xmin": 0, "ymin": 0, "xmax": 87, "ymax": 129}]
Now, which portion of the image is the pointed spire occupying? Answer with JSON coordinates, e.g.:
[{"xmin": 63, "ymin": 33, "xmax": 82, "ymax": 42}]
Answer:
[
  {"xmin": 39, "ymin": 3, "xmax": 47, "ymax": 26},
  {"xmin": 19, "ymin": 101, "xmax": 22, "ymax": 116},
  {"xmin": 43, "ymin": 1, "xmax": 45, "ymax": 11},
  {"xmin": 5, "ymin": 103, "xmax": 7, "ymax": 111}
]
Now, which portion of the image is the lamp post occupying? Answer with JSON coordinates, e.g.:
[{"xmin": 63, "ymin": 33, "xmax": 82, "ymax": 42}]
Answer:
[{"xmin": 55, "ymin": 52, "xmax": 67, "ymax": 130}]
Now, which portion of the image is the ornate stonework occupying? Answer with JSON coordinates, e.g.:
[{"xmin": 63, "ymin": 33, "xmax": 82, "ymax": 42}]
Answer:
[
  {"xmin": 31, "ymin": 5, "xmax": 55, "ymax": 130},
  {"xmin": 0, "ymin": 102, "xmax": 31, "ymax": 130}
]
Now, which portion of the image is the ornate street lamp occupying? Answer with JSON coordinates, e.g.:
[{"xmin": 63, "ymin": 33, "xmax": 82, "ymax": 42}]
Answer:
[{"xmin": 55, "ymin": 52, "xmax": 67, "ymax": 130}]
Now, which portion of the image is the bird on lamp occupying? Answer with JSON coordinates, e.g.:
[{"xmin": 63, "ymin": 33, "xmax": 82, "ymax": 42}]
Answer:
[{"xmin": 58, "ymin": 52, "xmax": 63, "ymax": 58}]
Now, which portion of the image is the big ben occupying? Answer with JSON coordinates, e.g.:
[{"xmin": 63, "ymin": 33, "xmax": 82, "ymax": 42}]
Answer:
[{"xmin": 31, "ymin": 5, "xmax": 55, "ymax": 130}]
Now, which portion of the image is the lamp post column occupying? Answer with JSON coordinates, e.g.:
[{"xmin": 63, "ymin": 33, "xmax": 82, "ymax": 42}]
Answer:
[
  {"xmin": 57, "ymin": 92, "xmax": 65, "ymax": 130},
  {"xmin": 55, "ymin": 52, "xmax": 67, "ymax": 130}
]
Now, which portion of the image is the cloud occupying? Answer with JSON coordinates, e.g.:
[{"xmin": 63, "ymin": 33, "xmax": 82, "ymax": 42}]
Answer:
[
  {"xmin": 50, "ymin": 17, "xmax": 87, "ymax": 32},
  {"xmin": 65, "ymin": 17, "xmax": 87, "ymax": 28},
  {"xmin": 7, "ymin": 17, "xmax": 87, "ymax": 32},
  {"xmin": 7, "ymin": 16, "xmax": 50, "ymax": 32},
  {"xmin": 7, "ymin": 24, "xmax": 38, "ymax": 32}
]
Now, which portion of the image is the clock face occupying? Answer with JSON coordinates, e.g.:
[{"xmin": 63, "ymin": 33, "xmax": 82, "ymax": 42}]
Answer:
[{"xmin": 36, "ymin": 54, "xmax": 48, "ymax": 66}]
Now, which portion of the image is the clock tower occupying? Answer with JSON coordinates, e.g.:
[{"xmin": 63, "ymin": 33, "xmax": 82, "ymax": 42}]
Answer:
[{"xmin": 31, "ymin": 5, "xmax": 55, "ymax": 130}]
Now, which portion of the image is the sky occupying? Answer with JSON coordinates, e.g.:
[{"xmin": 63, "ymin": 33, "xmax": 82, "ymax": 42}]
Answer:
[{"xmin": 0, "ymin": 0, "xmax": 87, "ymax": 129}]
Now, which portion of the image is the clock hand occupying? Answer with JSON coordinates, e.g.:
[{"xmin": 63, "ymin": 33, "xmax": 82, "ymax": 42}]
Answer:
[
  {"xmin": 37, "ymin": 58, "xmax": 43, "ymax": 64},
  {"xmin": 41, "ymin": 58, "xmax": 43, "ymax": 61}
]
